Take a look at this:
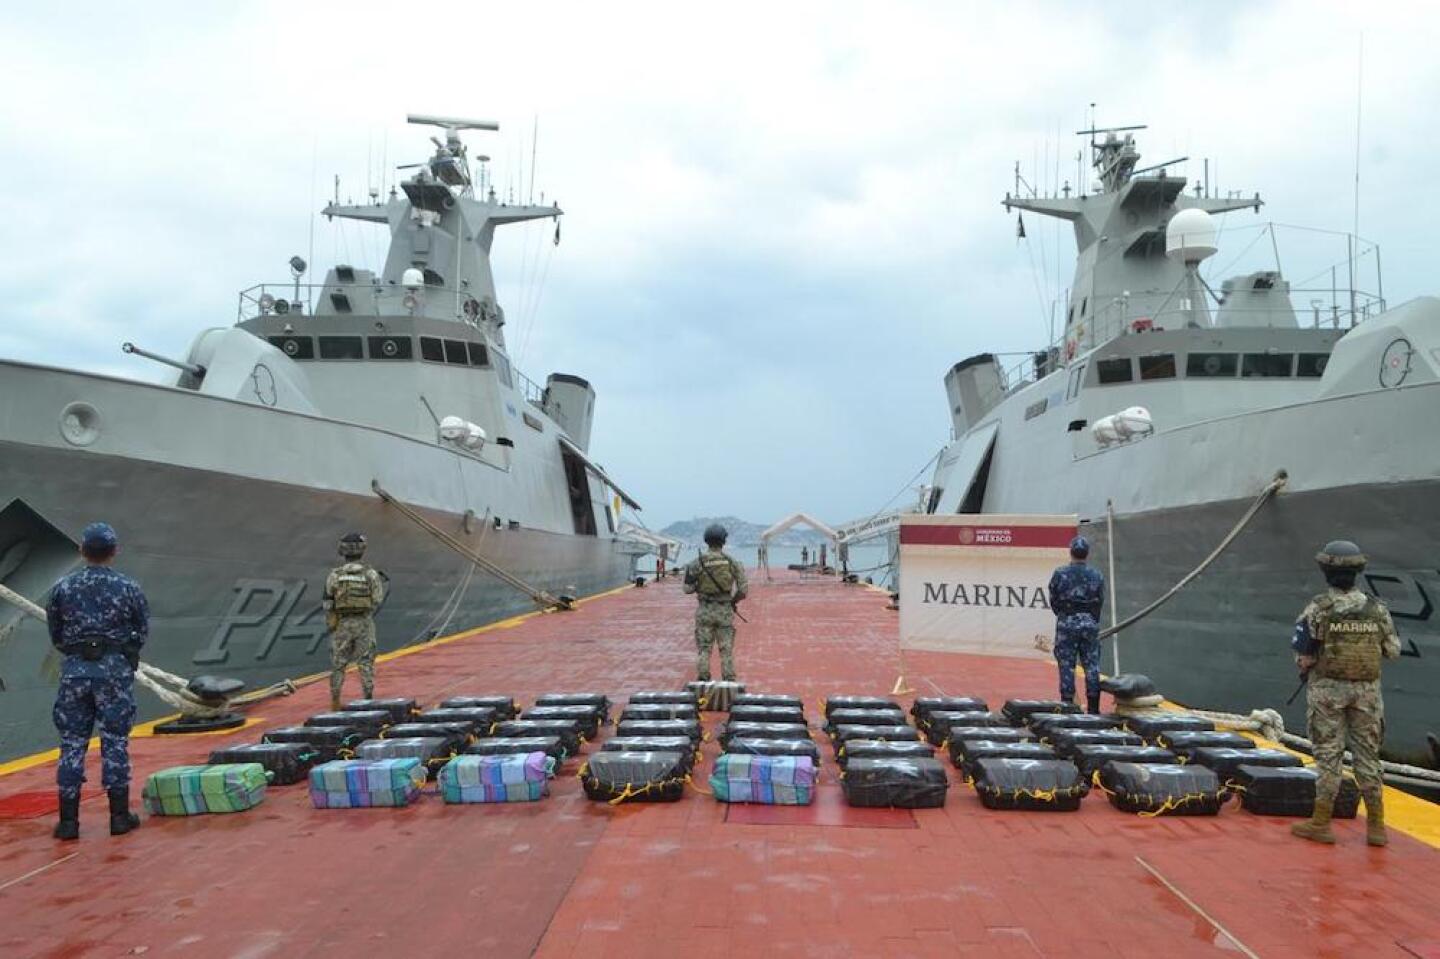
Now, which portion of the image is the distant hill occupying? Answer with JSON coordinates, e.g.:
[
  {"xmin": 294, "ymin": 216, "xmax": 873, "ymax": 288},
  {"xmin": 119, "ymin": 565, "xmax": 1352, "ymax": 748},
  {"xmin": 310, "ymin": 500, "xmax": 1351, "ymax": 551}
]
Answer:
[{"xmin": 660, "ymin": 516, "xmax": 831, "ymax": 547}]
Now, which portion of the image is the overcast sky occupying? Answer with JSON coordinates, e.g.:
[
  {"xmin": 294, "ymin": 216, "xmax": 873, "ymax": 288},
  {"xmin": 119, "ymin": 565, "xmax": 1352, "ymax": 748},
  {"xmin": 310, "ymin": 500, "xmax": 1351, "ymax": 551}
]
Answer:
[{"xmin": 3, "ymin": 2, "xmax": 1437, "ymax": 529}]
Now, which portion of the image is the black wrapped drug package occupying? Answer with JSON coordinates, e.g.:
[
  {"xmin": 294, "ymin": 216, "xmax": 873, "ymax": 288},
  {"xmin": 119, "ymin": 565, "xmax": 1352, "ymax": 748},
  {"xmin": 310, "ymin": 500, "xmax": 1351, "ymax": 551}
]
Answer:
[
  {"xmin": 581, "ymin": 751, "xmax": 688, "ymax": 804},
  {"xmin": 823, "ymin": 695, "xmax": 897, "ymax": 718},
  {"xmin": 207, "ymin": 742, "xmax": 316, "ymax": 785},
  {"xmin": 1045, "ymin": 728, "xmax": 1146, "ymax": 758},
  {"xmin": 342, "ymin": 698, "xmax": 420, "ymax": 724},
  {"xmin": 493, "ymin": 719, "xmax": 584, "ymax": 757},
  {"xmin": 465, "ymin": 736, "xmax": 567, "ymax": 763},
  {"xmin": 910, "ymin": 696, "xmax": 987, "ymax": 723},
  {"xmin": 617, "ymin": 718, "xmax": 703, "ymax": 746},
  {"xmin": 1154, "ymin": 730, "xmax": 1255, "ymax": 760},
  {"xmin": 440, "ymin": 696, "xmax": 518, "ymax": 720},
  {"xmin": 522, "ymin": 704, "xmax": 604, "ymax": 739},
  {"xmin": 1067, "ymin": 744, "xmax": 1178, "ymax": 780},
  {"xmin": 1188, "ymin": 746, "xmax": 1302, "ymax": 783},
  {"xmin": 262, "ymin": 725, "xmax": 364, "ymax": 764},
  {"xmin": 1122, "ymin": 714, "xmax": 1216, "ymax": 741},
  {"xmin": 1229, "ymin": 765, "xmax": 1361, "ymax": 818},
  {"xmin": 603, "ymin": 736, "xmax": 698, "ymax": 771},
  {"xmin": 841, "ymin": 756, "xmax": 949, "ymax": 809},
  {"xmin": 1098, "ymin": 762, "xmax": 1228, "ymax": 816},
  {"xmin": 306, "ymin": 709, "xmax": 390, "ymax": 738},
  {"xmin": 971, "ymin": 758, "xmax": 1088, "ymax": 811},
  {"xmin": 628, "ymin": 690, "xmax": 701, "ymax": 707},
  {"xmin": 731, "ymin": 693, "xmax": 803, "ymax": 710},
  {"xmin": 952, "ymin": 740, "xmax": 1058, "ymax": 777},
  {"xmin": 839, "ymin": 739, "xmax": 937, "ymax": 768},
  {"xmin": 1001, "ymin": 699, "xmax": 1081, "ymax": 723},
  {"xmin": 719, "ymin": 721, "xmax": 810, "ymax": 750},
  {"xmin": 723, "ymin": 738, "xmax": 823, "ymax": 764},
  {"xmin": 534, "ymin": 692, "xmax": 611, "ymax": 723},
  {"xmin": 725, "ymin": 704, "xmax": 803, "ymax": 725}
]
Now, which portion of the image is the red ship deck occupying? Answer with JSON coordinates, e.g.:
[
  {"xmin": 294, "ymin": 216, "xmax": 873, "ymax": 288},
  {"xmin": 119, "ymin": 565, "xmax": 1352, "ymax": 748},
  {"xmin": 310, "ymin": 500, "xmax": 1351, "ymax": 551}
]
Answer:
[{"xmin": 3, "ymin": 571, "xmax": 1439, "ymax": 959}]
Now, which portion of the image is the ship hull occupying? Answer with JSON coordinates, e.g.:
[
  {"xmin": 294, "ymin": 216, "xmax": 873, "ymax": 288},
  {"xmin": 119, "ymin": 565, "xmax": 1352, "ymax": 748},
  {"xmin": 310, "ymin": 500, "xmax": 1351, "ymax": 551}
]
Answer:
[
  {"xmin": 1085, "ymin": 479, "xmax": 1440, "ymax": 765},
  {"xmin": 0, "ymin": 440, "xmax": 635, "ymax": 761}
]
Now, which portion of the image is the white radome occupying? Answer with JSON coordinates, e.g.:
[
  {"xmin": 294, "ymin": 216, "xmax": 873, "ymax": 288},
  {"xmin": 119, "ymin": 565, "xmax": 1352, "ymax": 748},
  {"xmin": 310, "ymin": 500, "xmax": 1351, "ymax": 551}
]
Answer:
[{"xmin": 1166, "ymin": 208, "xmax": 1218, "ymax": 263}]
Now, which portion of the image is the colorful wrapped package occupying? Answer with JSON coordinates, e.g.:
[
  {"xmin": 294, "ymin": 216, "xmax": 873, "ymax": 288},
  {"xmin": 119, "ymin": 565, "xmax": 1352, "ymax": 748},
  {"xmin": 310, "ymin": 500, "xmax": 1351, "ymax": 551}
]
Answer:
[
  {"xmin": 581, "ymin": 751, "xmax": 689, "ymax": 804},
  {"xmin": 618, "ymin": 703, "xmax": 701, "ymax": 723},
  {"xmin": 971, "ymin": 758, "xmax": 1088, "ymax": 811},
  {"xmin": 308, "ymin": 758, "xmax": 427, "ymax": 808},
  {"xmin": 910, "ymin": 696, "xmax": 988, "ymax": 723},
  {"xmin": 728, "ymin": 704, "xmax": 806, "ymax": 725},
  {"xmin": 731, "ymin": 693, "xmax": 802, "ymax": 710},
  {"xmin": 953, "ymin": 741, "xmax": 1058, "ymax": 778},
  {"xmin": 1000, "ymin": 699, "xmax": 1081, "ymax": 723},
  {"xmin": 439, "ymin": 752, "xmax": 555, "ymax": 803},
  {"xmin": 687, "ymin": 680, "xmax": 745, "ymax": 711},
  {"xmin": 1228, "ymin": 765, "xmax": 1361, "ymax": 818},
  {"xmin": 1098, "ymin": 762, "xmax": 1229, "ymax": 816},
  {"xmin": 522, "ymin": 704, "xmax": 605, "ymax": 739},
  {"xmin": 1122, "ymin": 714, "xmax": 1216, "ymax": 741},
  {"xmin": 465, "ymin": 736, "xmax": 567, "ymax": 763},
  {"xmin": 440, "ymin": 696, "xmax": 518, "ymax": 720},
  {"xmin": 342, "ymin": 698, "xmax": 419, "ymax": 724},
  {"xmin": 836, "ymin": 739, "xmax": 934, "ymax": 768},
  {"xmin": 841, "ymin": 757, "xmax": 949, "ymax": 808},
  {"xmin": 206, "ymin": 742, "xmax": 316, "ymax": 786},
  {"xmin": 143, "ymin": 763, "xmax": 269, "ymax": 815},
  {"xmin": 628, "ymin": 690, "xmax": 701, "ymax": 707},
  {"xmin": 710, "ymin": 753, "xmax": 817, "ymax": 805},
  {"xmin": 725, "ymin": 738, "xmax": 823, "ymax": 765}
]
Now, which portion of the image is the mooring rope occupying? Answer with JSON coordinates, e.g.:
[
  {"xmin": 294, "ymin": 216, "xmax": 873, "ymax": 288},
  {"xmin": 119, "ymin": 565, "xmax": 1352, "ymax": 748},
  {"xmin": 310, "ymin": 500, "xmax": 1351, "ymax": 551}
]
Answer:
[{"xmin": 371, "ymin": 480, "xmax": 570, "ymax": 611}]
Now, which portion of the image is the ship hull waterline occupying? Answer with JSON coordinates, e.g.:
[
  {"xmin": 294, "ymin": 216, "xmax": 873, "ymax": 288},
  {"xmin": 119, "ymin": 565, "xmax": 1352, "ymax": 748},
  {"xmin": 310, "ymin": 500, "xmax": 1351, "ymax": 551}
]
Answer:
[{"xmin": 0, "ymin": 440, "xmax": 636, "ymax": 761}]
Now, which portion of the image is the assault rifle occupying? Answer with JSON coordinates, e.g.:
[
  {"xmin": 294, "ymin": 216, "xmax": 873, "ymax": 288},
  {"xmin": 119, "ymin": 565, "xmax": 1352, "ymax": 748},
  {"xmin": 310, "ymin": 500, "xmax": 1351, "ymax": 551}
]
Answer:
[{"xmin": 691, "ymin": 549, "xmax": 748, "ymax": 623}]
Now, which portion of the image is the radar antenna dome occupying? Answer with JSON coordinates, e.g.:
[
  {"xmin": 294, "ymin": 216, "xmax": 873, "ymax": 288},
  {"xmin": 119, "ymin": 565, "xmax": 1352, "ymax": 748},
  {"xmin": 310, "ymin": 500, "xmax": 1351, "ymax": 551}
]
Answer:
[
  {"xmin": 401, "ymin": 267, "xmax": 424, "ymax": 291},
  {"xmin": 1166, "ymin": 208, "xmax": 1218, "ymax": 263}
]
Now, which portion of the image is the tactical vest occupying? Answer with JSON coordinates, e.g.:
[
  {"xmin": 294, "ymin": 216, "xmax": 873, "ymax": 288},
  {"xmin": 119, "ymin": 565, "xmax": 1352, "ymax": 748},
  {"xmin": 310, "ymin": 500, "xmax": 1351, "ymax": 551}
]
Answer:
[
  {"xmin": 695, "ymin": 552, "xmax": 735, "ymax": 599},
  {"xmin": 331, "ymin": 563, "xmax": 377, "ymax": 613},
  {"xmin": 1316, "ymin": 597, "xmax": 1386, "ymax": 681}
]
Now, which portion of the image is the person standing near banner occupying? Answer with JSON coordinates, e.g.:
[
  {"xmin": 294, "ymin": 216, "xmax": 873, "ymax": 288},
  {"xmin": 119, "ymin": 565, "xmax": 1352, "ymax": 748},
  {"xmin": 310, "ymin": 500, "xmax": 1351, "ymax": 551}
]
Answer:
[{"xmin": 1048, "ymin": 536, "xmax": 1105, "ymax": 714}]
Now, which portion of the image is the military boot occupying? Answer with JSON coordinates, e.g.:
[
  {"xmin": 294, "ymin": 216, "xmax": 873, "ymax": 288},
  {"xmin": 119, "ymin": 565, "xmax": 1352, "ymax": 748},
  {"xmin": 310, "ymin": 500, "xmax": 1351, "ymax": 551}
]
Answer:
[
  {"xmin": 1363, "ymin": 790, "xmax": 1388, "ymax": 847},
  {"xmin": 108, "ymin": 787, "xmax": 140, "ymax": 836},
  {"xmin": 1086, "ymin": 693, "xmax": 1102, "ymax": 716},
  {"xmin": 330, "ymin": 693, "xmax": 343, "ymax": 712},
  {"xmin": 53, "ymin": 793, "xmax": 80, "ymax": 841},
  {"xmin": 1290, "ymin": 797, "xmax": 1335, "ymax": 844}
]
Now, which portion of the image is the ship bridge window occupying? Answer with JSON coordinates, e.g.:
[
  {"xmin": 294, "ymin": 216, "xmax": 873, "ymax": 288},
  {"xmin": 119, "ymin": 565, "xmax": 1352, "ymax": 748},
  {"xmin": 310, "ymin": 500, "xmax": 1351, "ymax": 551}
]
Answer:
[
  {"xmin": 367, "ymin": 335, "xmax": 413, "ymax": 360},
  {"xmin": 420, "ymin": 336, "xmax": 445, "ymax": 362},
  {"xmin": 493, "ymin": 351, "xmax": 514, "ymax": 388},
  {"xmin": 1186, "ymin": 352, "xmax": 1238, "ymax": 378},
  {"xmin": 1297, "ymin": 352, "xmax": 1330, "ymax": 378},
  {"xmin": 1096, "ymin": 358, "xmax": 1133, "ymax": 384},
  {"xmin": 267, "ymin": 335, "xmax": 314, "ymax": 359},
  {"xmin": 1139, "ymin": 353, "xmax": 1177, "ymax": 380},
  {"xmin": 1242, "ymin": 352, "xmax": 1294, "ymax": 378},
  {"xmin": 466, "ymin": 342, "xmax": 490, "ymax": 367},
  {"xmin": 443, "ymin": 339, "xmax": 469, "ymax": 365},
  {"xmin": 318, "ymin": 335, "xmax": 364, "ymax": 360}
]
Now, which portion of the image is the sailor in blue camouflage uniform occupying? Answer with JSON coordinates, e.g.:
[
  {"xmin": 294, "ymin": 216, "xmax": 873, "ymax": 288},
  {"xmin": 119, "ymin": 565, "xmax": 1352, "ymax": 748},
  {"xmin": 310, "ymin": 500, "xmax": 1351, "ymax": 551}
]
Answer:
[
  {"xmin": 46, "ymin": 522, "xmax": 148, "ymax": 840},
  {"xmin": 1047, "ymin": 536, "xmax": 1106, "ymax": 714}
]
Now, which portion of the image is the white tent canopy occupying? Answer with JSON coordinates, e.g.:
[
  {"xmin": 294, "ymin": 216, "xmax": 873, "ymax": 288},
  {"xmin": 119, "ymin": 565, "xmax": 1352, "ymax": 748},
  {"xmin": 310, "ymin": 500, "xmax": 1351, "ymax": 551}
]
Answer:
[{"xmin": 760, "ymin": 512, "xmax": 839, "ymax": 544}]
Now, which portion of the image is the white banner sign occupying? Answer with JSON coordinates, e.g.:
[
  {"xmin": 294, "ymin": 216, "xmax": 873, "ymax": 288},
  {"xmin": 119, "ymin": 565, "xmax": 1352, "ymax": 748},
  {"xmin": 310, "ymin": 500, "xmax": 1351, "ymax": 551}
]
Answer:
[{"xmin": 899, "ymin": 513, "xmax": 1077, "ymax": 660}]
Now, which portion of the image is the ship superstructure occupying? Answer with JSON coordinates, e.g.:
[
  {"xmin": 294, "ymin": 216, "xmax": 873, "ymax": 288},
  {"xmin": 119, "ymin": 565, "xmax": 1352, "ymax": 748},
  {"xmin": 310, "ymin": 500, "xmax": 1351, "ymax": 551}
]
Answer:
[
  {"xmin": 0, "ymin": 115, "xmax": 641, "ymax": 760},
  {"xmin": 927, "ymin": 126, "xmax": 1440, "ymax": 763}
]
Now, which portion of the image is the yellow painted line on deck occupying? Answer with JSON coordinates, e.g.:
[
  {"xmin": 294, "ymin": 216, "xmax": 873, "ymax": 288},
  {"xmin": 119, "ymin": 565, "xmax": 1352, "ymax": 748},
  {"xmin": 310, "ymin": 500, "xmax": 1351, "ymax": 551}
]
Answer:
[{"xmin": 0, "ymin": 582, "xmax": 639, "ymax": 779}]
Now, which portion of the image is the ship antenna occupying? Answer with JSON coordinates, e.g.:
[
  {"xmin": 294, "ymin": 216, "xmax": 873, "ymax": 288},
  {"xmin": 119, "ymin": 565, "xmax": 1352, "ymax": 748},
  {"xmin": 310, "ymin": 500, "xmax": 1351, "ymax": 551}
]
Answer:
[{"xmin": 1349, "ymin": 32, "xmax": 1363, "ymax": 323}]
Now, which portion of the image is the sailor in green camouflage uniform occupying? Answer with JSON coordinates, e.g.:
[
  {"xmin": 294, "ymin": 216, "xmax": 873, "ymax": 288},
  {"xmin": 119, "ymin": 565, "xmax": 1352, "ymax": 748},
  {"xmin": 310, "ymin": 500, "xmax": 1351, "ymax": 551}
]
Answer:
[
  {"xmin": 1289, "ymin": 540, "xmax": 1401, "ymax": 846},
  {"xmin": 323, "ymin": 532, "xmax": 385, "ymax": 710},
  {"xmin": 683, "ymin": 524, "xmax": 748, "ymax": 682}
]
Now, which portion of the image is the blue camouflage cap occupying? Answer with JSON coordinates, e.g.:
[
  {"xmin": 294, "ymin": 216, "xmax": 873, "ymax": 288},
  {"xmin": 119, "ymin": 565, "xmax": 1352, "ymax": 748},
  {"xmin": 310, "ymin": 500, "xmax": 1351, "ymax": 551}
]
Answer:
[
  {"xmin": 1069, "ymin": 535, "xmax": 1090, "ymax": 557},
  {"xmin": 81, "ymin": 522, "xmax": 118, "ymax": 550}
]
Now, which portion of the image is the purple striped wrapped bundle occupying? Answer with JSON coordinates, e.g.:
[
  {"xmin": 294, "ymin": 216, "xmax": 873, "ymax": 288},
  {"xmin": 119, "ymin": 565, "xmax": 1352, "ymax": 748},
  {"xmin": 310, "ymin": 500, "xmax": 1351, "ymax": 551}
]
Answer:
[
  {"xmin": 438, "ymin": 752, "xmax": 555, "ymax": 803},
  {"xmin": 308, "ymin": 758, "xmax": 426, "ymax": 808},
  {"xmin": 709, "ymin": 753, "xmax": 816, "ymax": 805}
]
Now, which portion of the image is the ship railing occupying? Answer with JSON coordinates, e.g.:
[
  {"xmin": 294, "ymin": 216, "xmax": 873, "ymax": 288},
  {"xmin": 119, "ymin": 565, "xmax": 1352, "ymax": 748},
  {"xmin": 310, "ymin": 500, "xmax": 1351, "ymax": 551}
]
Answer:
[
  {"xmin": 514, "ymin": 367, "xmax": 547, "ymax": 406},
  {"xmin": 236, "ymin": 281, "xmax": 503, "ymax": 325}
]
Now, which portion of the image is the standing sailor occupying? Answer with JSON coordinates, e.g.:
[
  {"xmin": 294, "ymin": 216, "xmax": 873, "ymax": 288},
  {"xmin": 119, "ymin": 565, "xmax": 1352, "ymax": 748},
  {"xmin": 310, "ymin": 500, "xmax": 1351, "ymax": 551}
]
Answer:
[
  {"xmin": 47, "ymin": 522, "xmax": 148, "ymax": 840},
  {"xmin": 1047, "ymin": 536, "xmax": 1105, "ymax": 714},
  {"xmin": 323, "ymin": 532, "xmax": 385, "ymax": 710},
  {"xmin": 684, "ymin": 524, "xmax": 748, "ymax": 682},
  {"xmin": 1289, "ymin": 540, "xmax": 1400, "ymax": 846}
]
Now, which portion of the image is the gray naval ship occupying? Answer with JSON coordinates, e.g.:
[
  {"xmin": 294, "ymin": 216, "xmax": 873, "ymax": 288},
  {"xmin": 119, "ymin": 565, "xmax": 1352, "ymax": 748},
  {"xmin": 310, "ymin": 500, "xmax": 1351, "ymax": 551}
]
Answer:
[
  {"xmin": 0, "ymin": 115, "xmax": 642, "ymax": 761},
  {"xmin": 927, "ymin": 126, "xmax": 1439, "ymax": 764}
]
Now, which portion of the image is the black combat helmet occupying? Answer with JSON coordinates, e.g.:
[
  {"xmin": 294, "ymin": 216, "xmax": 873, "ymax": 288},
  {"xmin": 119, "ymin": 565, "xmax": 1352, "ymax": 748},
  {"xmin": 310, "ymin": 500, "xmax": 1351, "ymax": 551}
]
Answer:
[
  {"xmin": 338, "ymin": 532, "xmax": 368, "ymax": 559},
  {"xmin": 703, "ymin": 524, "xmax": 728, "ymax": 547},
  {"xmin": 1316, "ymin": 539, "xmax": 1365, "ymax": 588}
]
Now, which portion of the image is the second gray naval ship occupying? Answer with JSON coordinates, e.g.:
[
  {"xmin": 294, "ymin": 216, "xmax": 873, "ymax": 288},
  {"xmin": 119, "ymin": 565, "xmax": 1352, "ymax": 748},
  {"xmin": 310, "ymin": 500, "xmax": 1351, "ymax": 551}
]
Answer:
[
  {"xmin": 926, "ymin": 125, "xmax": 1439, "ymax": 764},
  {"xmin": 0, "ymin": 115, "xmax": 642, "ymax": 761}
]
